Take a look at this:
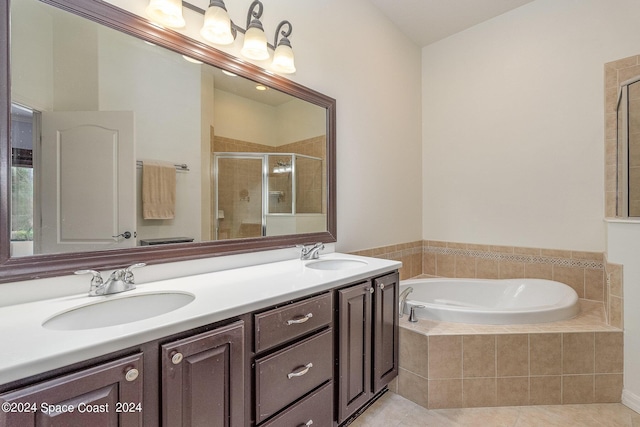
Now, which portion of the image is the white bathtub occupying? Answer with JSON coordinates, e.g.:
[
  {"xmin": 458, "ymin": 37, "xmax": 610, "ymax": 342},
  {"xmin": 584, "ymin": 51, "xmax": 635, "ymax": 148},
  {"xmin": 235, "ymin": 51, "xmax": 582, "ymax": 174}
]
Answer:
[{"xmin": 400, "ymin": 278, "xmax": 579, "ymax": 325}]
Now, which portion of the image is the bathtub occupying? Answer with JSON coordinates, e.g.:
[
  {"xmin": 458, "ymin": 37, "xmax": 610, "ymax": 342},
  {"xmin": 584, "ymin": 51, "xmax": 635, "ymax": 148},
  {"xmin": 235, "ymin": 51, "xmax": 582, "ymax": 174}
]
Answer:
[{"xmin": 400, "ymin": 278, "xmax": 579, "ymax": 325}]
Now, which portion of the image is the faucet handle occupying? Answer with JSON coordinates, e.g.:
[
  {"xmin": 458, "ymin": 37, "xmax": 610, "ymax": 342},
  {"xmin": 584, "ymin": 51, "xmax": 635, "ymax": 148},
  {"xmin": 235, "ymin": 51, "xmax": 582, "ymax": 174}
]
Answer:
[
  {"xmin": 124, "ymin": 262, "xmax": 146, "ymax": 284},
  {"xmin": 75, "ymin": 269, "xmax": 103, "ymax": 284}
]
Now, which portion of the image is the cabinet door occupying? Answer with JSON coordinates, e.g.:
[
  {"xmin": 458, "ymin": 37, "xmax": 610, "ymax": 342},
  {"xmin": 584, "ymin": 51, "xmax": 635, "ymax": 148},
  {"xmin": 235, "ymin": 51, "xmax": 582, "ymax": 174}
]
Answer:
[
  {"xmin": 161, "ymin": 321, "xmax": 244, "ymax": 427},
  {"xmin": 337, "ymin": 282, "xmax": 372, "ymax": 424},
  {"xmin": 373, "ymin": 272, "xmax": 399, "ymax": 393},
  {"xmin": 0, "ymin": 353, "xmax": 143, "ymax": 427}
]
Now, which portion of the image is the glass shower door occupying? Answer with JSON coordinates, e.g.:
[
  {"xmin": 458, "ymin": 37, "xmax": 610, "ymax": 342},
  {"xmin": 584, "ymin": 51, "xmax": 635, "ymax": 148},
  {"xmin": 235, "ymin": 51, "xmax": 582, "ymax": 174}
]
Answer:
[{"xmin": 215, "ymin": 156, "xmax": 264, "ymax": 240}]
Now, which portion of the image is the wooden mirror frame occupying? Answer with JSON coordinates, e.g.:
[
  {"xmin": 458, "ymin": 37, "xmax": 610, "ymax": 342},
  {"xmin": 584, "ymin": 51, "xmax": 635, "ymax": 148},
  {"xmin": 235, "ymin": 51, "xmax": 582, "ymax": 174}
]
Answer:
[{"xmin": 0, "ymin": 0, "xmax": 337, "ymax": 283}]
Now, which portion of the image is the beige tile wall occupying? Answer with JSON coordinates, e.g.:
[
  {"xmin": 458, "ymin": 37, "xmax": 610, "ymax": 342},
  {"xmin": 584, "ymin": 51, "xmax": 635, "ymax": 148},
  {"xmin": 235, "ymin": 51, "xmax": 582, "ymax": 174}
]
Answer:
[
  {"xmin": 605, "ymin": 257, "xmax": 624, "ymax": 329},
  {"xmin": 393, "ymin": 330, "xmax": 623, "ymax": 409},
  {"xmin": 422, "ymin": 241, "xmax": 605, "ymax": 302},
  {"xmin": 604, "ymin": 54, "xmax": 640, "ymax": 217}
]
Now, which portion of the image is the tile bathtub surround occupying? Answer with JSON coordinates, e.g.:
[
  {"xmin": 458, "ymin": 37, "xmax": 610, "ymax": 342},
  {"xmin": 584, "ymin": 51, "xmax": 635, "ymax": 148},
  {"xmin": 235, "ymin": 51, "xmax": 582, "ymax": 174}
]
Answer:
[
  {"xmin": 394, "ymin": 302, "xmax": 623, "ymax": 409},
  {"xmin": 394, "ymin": 327, "xmax": 624, "ymax": 409},
  {"xmin": 351, "ymin": 240, "xmax": 625, "ymax": 409},
  {"xmin": 350, "ymin": 239, "xmax": 621, "ymax": 328},
  {"xmin": 422, "ymin": 241, "xmax": 605, "ymax": 301}
]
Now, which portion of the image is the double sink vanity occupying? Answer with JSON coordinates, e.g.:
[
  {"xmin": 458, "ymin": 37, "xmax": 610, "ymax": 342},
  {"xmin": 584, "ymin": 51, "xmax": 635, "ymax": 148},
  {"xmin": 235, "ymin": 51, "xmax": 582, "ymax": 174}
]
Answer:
[
  {"xmin": 0, "ymin": 253, "xmax": 400, "ymax": 426},
  {"xmin": 0, "ymin": 0, "xmax": 398, "ymax": 425}
]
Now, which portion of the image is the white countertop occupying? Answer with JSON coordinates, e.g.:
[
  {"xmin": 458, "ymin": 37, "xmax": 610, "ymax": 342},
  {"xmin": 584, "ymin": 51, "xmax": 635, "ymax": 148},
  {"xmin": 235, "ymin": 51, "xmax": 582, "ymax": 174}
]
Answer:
[{"xmin": 0, "ymin": 253, "xmax": 400, "ymax": 385}]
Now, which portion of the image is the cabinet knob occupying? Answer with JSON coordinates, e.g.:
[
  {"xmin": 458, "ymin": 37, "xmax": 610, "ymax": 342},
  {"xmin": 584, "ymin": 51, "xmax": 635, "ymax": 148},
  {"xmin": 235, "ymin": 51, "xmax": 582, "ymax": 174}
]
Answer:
[
  {"xmin": 378, "ymin": 283, "xmax": 385, "ymax": 290},
  {"xmin": 367, "ymin": 287, "xmax": 374, "ymax": 294},
  {"xmin": 125, "ymin": 368, "xmax": 139, "ymax": 382},
  {"xmin": 171, "ymin": 352, "xmax": 184, "ymax": 365},
  {"xmin": 287, "ymin": 362, "xmax": 313, "ymax": 379},
  {"xmin": 286, "ymin": 313, "xmax": 313, "ymax": 325}
]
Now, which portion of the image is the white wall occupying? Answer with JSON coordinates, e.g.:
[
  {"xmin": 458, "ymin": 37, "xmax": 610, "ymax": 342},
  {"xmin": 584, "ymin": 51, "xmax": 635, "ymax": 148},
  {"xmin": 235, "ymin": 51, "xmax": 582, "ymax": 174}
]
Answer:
[
  {"xmin": 98, "ymin": 28, "xmax": 203, "ymax": 243},
  {"xmin": 104, "ymin": 0, "xmax": 424, "ymax": 253},
  {"xmin": 607, "ymin": 221, "xmax": 640, "ymax": 413},
  {"xmin": 422, "ymin": 0, "xmax": 640, "ymax": 252}
]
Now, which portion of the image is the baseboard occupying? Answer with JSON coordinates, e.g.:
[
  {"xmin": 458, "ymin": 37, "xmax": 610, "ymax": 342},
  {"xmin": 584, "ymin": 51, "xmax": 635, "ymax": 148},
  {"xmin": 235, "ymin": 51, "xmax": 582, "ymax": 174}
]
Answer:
[{"xmin": 622, "ymin": 389, "xmax": 640, "ymax": 414}]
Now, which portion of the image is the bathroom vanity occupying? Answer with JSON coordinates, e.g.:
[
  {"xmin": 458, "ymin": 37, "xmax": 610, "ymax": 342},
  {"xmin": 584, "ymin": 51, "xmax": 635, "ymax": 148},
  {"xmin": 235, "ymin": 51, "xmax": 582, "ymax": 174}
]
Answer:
[{"xmin": 0, "ymin": 254, "xmax": 400, "ymax": 426}]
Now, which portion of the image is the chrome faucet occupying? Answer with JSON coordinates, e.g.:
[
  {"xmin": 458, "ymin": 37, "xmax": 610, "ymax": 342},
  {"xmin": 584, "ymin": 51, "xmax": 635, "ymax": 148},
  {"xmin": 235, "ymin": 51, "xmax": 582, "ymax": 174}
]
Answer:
[
  {"xmin": 398, "ymin": 286, "xmax": 413, "ymax": 318},
  {"xmin": 297, "ymin": 242, "xmax": 325, "ymax": 260},
  {"xmin": 76, "ymin": 263, "xmax": 146, "ymax": 296}
]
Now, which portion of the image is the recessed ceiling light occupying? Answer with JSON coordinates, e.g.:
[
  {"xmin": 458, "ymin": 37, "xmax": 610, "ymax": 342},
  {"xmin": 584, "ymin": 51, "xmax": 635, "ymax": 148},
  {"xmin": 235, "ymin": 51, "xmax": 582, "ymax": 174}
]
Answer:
[
  {"xmin": 256, "ymin": 85, "xmax": 268, "ymax": 91},
  {"xmin": 182, "ymin": 55, "xmax": 203, "ymax": 64}
]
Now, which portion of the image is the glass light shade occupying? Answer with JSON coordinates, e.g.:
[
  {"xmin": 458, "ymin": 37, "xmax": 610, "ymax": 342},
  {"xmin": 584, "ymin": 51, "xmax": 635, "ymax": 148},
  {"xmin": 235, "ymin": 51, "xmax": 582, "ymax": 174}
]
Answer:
[
  {"xmin": 200, "ymin": 6, "xmax": 234, "ymax": 45},
  {"xmin": 146, "ymin": 0, "xmax": 186, "ymax": 29},
  {"xmin": 272, "ymin": 43, "xmax": 296, "ymax": 74},
  {"xmin": 241, "ymin": 26, "xmax": 269, "ymax": 60}
]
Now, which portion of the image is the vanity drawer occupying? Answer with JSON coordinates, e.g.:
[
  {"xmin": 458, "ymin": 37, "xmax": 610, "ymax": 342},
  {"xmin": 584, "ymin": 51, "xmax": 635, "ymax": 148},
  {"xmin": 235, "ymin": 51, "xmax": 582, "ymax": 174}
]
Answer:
[
  {"xmin": 254, "ymin": 292, "xmax": 332, "ymax": 353},
  {"xmin": 260, "ymin": 381, "xmax": 333, "ymax": 427},
  {"xmin": 255, "ymin": 329, "xmax": 333, "ymax": 423}
]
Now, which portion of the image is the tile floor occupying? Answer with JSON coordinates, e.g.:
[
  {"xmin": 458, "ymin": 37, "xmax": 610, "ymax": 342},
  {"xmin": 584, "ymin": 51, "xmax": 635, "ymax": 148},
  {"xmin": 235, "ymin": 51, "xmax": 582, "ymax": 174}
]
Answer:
[{"xmin": 350, "ymin": 392, "xmax": 640, "ymax": 426}]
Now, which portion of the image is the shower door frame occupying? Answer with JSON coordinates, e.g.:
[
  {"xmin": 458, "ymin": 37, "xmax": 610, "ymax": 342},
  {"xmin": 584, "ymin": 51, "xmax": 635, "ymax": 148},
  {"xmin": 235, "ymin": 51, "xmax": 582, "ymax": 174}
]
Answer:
[
  {"xmin": 213, "ymin": 153, "xmax": 268, "ymax": 241},
  {"xmin": 213, "ymin": 152, "xmax": 324, "ymax": 240}
]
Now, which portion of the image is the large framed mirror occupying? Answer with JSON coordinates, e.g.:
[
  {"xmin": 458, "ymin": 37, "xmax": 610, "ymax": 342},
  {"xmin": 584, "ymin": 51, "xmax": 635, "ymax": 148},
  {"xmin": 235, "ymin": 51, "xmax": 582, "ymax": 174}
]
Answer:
[{"xmin": 0, "ymin": 0, "xmax": 336, "ymax": 283}]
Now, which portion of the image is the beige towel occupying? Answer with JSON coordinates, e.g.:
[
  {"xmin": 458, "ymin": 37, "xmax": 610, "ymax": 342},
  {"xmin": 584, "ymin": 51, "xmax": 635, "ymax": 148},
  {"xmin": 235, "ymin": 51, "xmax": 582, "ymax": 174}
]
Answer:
[{"xmin": 142, "ymin": 160, "xmax": 176, "ymax": 219}]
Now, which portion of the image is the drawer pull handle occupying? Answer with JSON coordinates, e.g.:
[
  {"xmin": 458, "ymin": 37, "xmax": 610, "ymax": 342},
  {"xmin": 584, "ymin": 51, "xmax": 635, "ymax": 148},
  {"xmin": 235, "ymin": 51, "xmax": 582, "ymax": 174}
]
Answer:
[
  {"xmin": 287, "ymin": 362, "xmax": 313, "ymax": 379},
  {"xmin": 297, "ymin": 421, "xmax": 313, "ymax": 427},
  {"xmin": 286, "ymin": 313, "xmax": 313, "ymax": 325}
]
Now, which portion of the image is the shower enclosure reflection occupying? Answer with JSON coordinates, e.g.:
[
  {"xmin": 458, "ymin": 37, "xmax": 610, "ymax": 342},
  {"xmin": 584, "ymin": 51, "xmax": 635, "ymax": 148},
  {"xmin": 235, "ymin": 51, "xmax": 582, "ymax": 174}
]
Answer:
[
  {"xmin": 214, "ymin": 153, "xmax": 325, "ymax": 240},
  {"xmin": 617, "ymin": 78, "xmax": 640, "ymax": 217}
]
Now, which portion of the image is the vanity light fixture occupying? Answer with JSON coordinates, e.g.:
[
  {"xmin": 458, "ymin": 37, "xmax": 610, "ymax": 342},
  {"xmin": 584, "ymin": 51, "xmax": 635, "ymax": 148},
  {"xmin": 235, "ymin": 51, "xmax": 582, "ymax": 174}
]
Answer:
[
  {"xmin": 200, "ymin": 0, "xmax": 235, "ymax": 45},
  {"xmin": 272, "ymin": 21, "xmax": 296, "ymax": 74},
  {"xmin": 240, "ymin": 1, "xmax": 270, "ymax": 60},
  {"xmin": 146, "ymin": 0, "xmax": 297, "ymax": 74},
  {"xmin": 145, "ymin": 0, "xmax": 186, "ymax": 29}
]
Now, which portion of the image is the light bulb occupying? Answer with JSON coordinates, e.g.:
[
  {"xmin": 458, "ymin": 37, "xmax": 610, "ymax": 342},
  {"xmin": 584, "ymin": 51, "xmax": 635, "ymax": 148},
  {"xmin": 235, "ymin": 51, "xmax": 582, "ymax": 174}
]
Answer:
[
  {"xmin": 200, "ymin": 3, "xmax": 234, "ymax": 45},
  {"xmin": 145, "ymin": 0, "xmax": 185, "ymax": 29}
]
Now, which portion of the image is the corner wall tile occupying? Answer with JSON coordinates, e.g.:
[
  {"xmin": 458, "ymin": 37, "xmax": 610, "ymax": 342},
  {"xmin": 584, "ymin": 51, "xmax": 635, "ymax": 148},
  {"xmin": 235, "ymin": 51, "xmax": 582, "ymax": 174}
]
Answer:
[
  {"xmin": 397, "ymin": 368, "xmax": 429, "ymax": 408},
  {"xmin": 594, "ymin": 374, "xmax": 623, "ymax": 403}
]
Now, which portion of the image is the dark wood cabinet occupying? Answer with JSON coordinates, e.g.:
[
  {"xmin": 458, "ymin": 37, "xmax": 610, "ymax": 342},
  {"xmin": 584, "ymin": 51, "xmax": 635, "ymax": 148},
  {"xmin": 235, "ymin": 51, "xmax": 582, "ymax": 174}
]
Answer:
[
  {"xmin": 252, "ymin": 292, "xmax": 334, "ymax": 426},
  {"xmin": 161, "ymin": 321, "xmax": 245, "ymax": 427},
  {"xmin": 373, "ymin": 272, "xmax": 399, "ymax": 393},
  {"xmin": 337, "ymin": 281, "xmax": 372, "ymax": 423},
  {"xmin": 337, "ymin": 272, "xmax": 399, "ymax": 424},
  {"xmin": 0, "ymin": 353, "xmax": 143, "ymax": 427},
  {"xmin": 0, "ymin": 269, "xmax": 398, "ymax": 427}
]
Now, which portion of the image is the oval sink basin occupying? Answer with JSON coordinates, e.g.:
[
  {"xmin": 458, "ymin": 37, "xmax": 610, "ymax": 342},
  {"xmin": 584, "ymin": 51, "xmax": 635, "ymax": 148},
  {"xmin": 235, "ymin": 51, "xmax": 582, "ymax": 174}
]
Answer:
[
  {"xmin": 305, "ymin": 259, "xmax": 368, "ymax": 271},
  {"xmin": 43, "ymin": 292, "xmax": 195, "ymax": 331}
]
